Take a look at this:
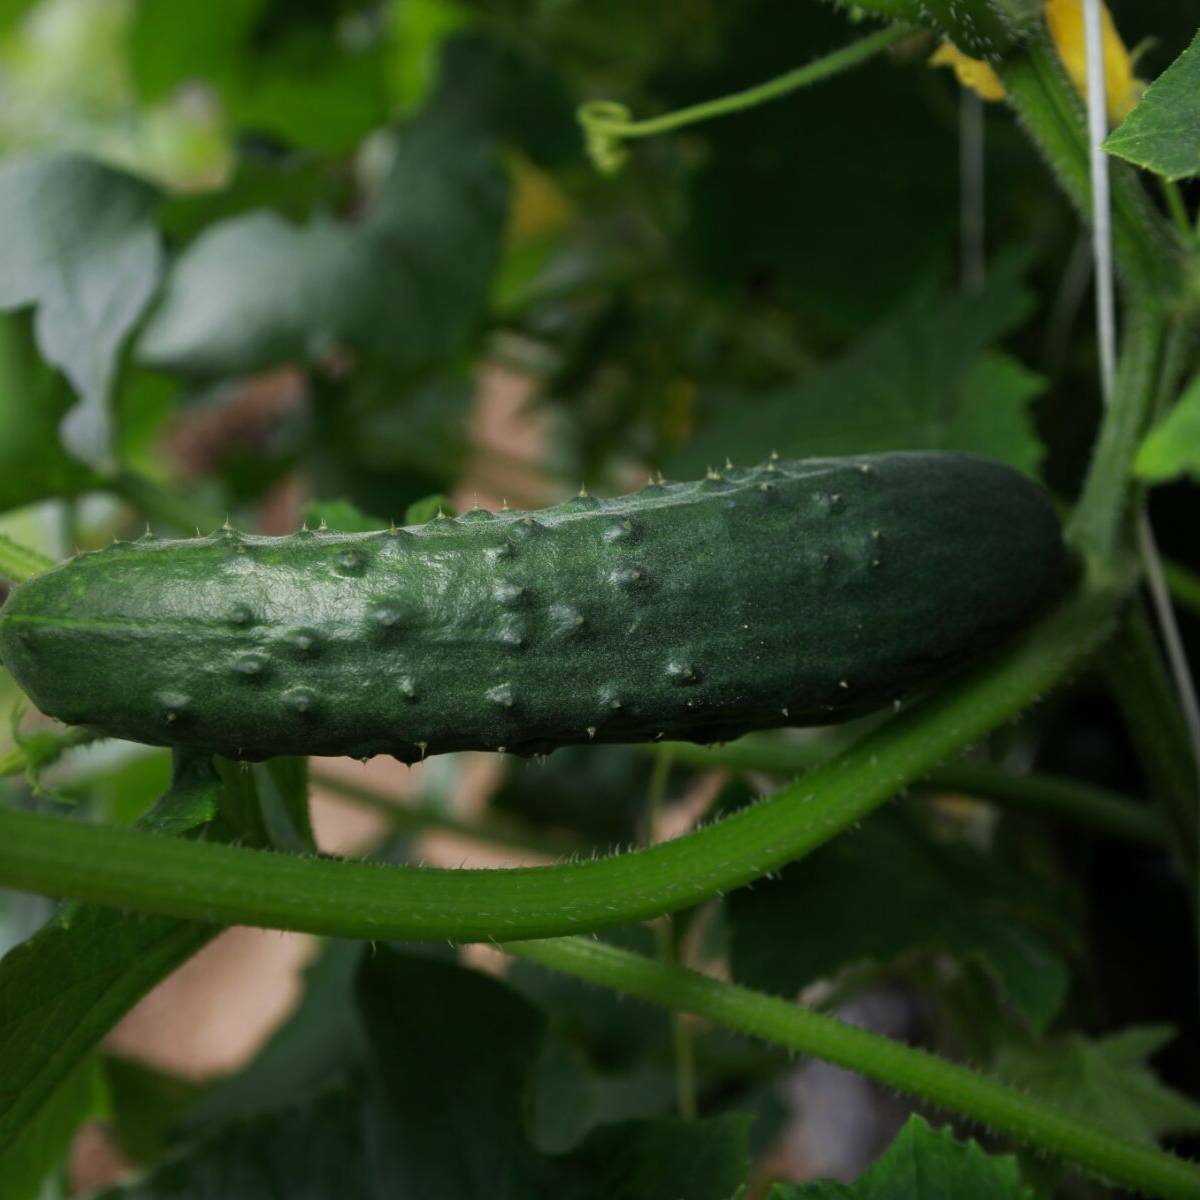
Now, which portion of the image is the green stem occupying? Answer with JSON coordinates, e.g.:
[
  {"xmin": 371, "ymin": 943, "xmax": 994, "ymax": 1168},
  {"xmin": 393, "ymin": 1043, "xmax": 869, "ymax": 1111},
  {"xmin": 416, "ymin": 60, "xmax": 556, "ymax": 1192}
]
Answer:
[
  {"xmin": 999, "ymin": 29, "xmax": 1181, "ymax": 307},
  {"xmin": 1164, "ymin": 559, "xmax": 1200, "ymax": 621},
  {"xmin": 579, "ymin": 25, "xmax": 908, "ymax": 173},
  {"xmin": 1160, "ymin": 179, "xmax": 1193, "ymax": 242},
  {"xmin": 104, "ymin": 471, "xmax": 224, "ymax": 537},
  {"xmin": 309, "ymin": 770, "xmax": 580, "ymax": 860},
  {"xmin": 504, "ymin": 937, "xmax": 1200, "ymax": 1200},
  {"xmin": 659, "ymin": 740, "xmax": 1166, "ymax": 845},
  {"xmin": 1103, "ymin": 605, "xmax": 1198, "ymax": 877},
  {"xmin": 0, "ymin": 583, "xmax": 1118, "ymax": 941},
  {"xmin": 1068, "ymin": 303, "xmax": 1166, "ymax": 568},
  {"xmin": 0, "ymin": 535, "xmax": 55, "ymax": 585}
]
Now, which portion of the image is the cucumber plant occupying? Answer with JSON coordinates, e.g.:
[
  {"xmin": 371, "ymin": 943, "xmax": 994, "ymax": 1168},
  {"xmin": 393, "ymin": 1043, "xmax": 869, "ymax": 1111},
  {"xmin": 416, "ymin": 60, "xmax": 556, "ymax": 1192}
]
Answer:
[{"xmin": 0, "ymin": 2, "xmax": 1197, "ymax": 1199}]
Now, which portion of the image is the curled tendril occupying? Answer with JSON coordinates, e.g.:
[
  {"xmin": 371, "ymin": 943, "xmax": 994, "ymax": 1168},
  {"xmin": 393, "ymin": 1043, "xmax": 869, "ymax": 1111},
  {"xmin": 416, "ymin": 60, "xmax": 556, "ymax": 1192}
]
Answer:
[{"xmin": 578, "ymin": 101, "xmax": 634, "ymax": 175}]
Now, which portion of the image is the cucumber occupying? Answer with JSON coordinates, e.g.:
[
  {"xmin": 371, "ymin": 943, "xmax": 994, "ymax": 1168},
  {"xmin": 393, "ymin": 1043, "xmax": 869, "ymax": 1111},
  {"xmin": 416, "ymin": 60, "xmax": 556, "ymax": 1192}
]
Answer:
[{"xmin": 0, "ymin": 452, "xmax": 1063, "ymax": 762}]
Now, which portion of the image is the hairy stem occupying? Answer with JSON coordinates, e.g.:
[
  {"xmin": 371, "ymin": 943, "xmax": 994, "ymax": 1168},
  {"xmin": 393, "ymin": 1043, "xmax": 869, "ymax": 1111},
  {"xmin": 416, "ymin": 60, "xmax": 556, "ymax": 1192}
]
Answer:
[
  {"xmin": 505, "ymin": 937, "xmax": 1200, "ymax": 1200},
  {"xmin": 0, "ymin": 584, "xmax": 1117, "ymax": 940}
]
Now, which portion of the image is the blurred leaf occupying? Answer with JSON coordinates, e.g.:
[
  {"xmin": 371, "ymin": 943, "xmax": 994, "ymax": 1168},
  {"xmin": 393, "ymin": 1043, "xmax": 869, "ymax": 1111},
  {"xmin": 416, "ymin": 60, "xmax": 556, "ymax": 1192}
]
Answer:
[
  {"xmin": 388, "ymin": 0, "xmax": 470, "ymax": 111},
  {"xmin": 157, "ymin": 153, "xmax": 341, "ymax": 243},
  {"xmin": 0, "ymin": 753, "xmax": 220, "ymax": 1169},
  {"xmin": 768, "ymin": 1113, "xmax": 1033, "ymax": 1198},
  {"xmin": 424, "ymin": 31, "xmax": 580, "ymax": 166},
  {"xmin": 98, "ymin": 1088, "xmax": 372, "ymax": 1200},
  {"xmin": 0, "ymin": 313, "xmax": 101, "ymax": 513},
  {"xmin": 683, "ymin": 34, "xmax": 959, "ymax": 331},
  {"xmin": 403, "ymin": 493, "xmax": 456, "ymax": 524},
  {"xmin": 358, "ymin": 948, "xmax": 750, "ymax": 1198},
  {"xmin": 0, "ymin": 1054, "xmax": 106, "ymax": 1200},
  {"xmin": 180, "ymin": 940, "xmax": 365, "ymax": 1137},
  {"xmin": 490, "ymin": 745, "xmax": 653, "ymax": 846},
  {"xmin": 728, "ymin": 807, "xmax": 1070, "ymax": 1031},
  {"xmin": 0, "ymin": 156, "xmax": 162, "ymax": 467},
  {"xmin": 994, "ymin": 1026, "xmax": 1200, "ymax": 1145},
  {"xmin": 131, "ymin": 0, "xmax": 267, "ymax": 103},
  {"xmin": 304, "ymin": 497, "xmax": 387, "ymax": 531},
  {"xmin": 139, "ymin": 116, "xmax": 507, "ymax": 378},
  {"xmin": 105, "ymin": 1057, "xmax": 204, "ymax": 1166},
  {"xmin": 669, "ymin": 257, "xmax": 1043, "ymax": 477},
  {"xmin": 1135, "ymin": 372, "xmax": 1200, "ymax": 483},
  {"xmin": 1104, "ymin": 30, "xmax": 1200, "ymax": 181}
]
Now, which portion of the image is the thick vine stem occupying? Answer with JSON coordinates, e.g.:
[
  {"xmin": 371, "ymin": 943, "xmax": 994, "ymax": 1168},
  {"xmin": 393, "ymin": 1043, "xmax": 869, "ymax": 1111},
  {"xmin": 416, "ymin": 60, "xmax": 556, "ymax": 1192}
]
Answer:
[
  {"xmin": 0, "ymin": 583, "xmax": 1118, "ymax": 941},
  {"xmin": 505, "ymin": 937, "xmax": 1200, "ymax": 1200}
]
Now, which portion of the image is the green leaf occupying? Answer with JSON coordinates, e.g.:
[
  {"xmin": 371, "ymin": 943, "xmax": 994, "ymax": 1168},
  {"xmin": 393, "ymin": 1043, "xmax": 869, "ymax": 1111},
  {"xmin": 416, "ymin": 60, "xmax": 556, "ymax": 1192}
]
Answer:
[
  {"xmin": 1104, "ymin": 30, "xmax": 1200, "ymax": 181},
  {"xmin": 402, "ymin": 493, "xmax": 457, "ymax": 525},
  {"xmin": 1135, "ymin": 372, "xmax": 1200, "ymax": 483},
  {"xmin": 104, "ymin": 1056, "xmax": 203, "ymax": 1167},
  {"xmin": 668, "ymin": 258, "xmax": 1044, "ymax": 478},
  {"xmin": 179, "ymin": 940, "xmax": 365, "ymax": 1138},
  {"xmin": 0, "ymin": 1055, "xmax": 106, "ymax": 1200},
  {"xmin": 0, "ymin": 156, "xmax": 162, "ymax": 467},
  {"xmin": 0, "ymin": 313, "xmax": 102, "ymax": 514},
  {"xmin": 994, "ymin": 1026, "xmax": 1200, "ymax": 1145},
  {"xmin": 97, "ymin": 1088, "xmax": 372, "ymax": 1200},
  {"xmin": 357, "ymin": 948, "xmax": 750, "ymax": 1198},
  {"xmin": 0, "ymin": 752, "xmax": 221, "ymax": 1164},
  {"xmin": 303, "ymin": 498, "xmax": 388, "ymax": 532},
  {"xmin": 728, "ymin": 807, "xmax": 1070, "ymax": 1031},
  {"xmin": 107, "ymin": 948, "xmax": 749, "ymax": 1198},
  {"xmin": 769, "ymin": 1114, "xmax": 1033, "ymax": 1198},
  {"xmin": 139, "ymin": 115, "xmax": 508, "ymax": 379}
]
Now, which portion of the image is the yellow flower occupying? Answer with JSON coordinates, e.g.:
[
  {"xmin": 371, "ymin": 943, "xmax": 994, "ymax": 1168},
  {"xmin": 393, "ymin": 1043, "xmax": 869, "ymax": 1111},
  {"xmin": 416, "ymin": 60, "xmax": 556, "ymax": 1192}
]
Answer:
[
  {"xmin": 930, "ymin": 0, "xmax": 1141, "ymax": 122},
  {"xmin": 928, "ymin": 42, "xmax": 1007, "ymax": 102}
]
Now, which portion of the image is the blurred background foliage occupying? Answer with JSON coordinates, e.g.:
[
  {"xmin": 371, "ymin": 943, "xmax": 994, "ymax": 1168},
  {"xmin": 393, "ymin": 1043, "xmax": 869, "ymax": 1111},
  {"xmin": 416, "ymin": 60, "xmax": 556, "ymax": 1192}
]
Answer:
[{"xmin": 0, "ymin": 0, "xmax": 1198, "ymax": 1196}]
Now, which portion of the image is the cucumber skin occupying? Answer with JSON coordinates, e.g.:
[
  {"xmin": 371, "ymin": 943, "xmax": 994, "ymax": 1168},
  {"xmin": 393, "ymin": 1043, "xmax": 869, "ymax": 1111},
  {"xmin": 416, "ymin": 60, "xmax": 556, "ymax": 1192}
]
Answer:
[{"xmin": 0, "ymin": 452, "xmax": 1063, "ymax": 763}]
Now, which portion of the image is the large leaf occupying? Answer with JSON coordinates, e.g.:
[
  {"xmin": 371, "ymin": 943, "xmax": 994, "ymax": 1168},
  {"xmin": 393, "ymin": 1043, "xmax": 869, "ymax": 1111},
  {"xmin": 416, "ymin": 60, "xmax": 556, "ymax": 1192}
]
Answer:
[
  {"xmin": 1135, "ymin": 372, "xmax": 1200, "ymax": 483},
  {"xmin": 1104, "ymin": 29, "xmax": 1200, "ymax": 181},
  {"xmin": 139, "ymin": 114, "xmax": 508, "ymax": 378},
  {"xmin": 104, "ymin": 948, "xmax": 749, "ymax": 1198},
  {"xmin": 668, "ymin": 258, "xmax": 1043, "ymax": 478},
  {"xmin": 728, "ymin": 806, "xmax": 1070, "ymax": 1031},
  {"xmin": 0, "ymin": 752, "xmax": 221, "ymax": 1185},
  {"xmin": 357, "ymin": 948, "xmax": 748, "ymax": 1198},
  {"xmin": 0, "ymin": 156, "xmax": 162, "ymax": 466},
  {"xmin": 769, "ymin": 1114, "xmax": 1033, "ymax": 1198},
  {"xmin": 994, "ymin": 1026, "xmax": 1200, "ymax": 1146},
  {"xmin": 0, "ymin": 1055, "xmax": 106, "ymax": 1200}
]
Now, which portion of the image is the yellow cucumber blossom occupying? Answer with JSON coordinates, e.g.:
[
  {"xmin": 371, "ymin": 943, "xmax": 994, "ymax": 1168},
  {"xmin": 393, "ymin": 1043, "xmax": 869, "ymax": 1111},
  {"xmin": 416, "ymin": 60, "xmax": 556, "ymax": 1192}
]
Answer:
[{"xmin": 931, "ymin": 0, "xmax": 1141, "ymax": 122}]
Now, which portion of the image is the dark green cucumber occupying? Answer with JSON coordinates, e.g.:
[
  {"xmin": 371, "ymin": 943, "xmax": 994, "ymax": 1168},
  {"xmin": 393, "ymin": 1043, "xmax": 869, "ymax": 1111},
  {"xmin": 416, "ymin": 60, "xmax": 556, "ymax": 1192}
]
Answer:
[{"xmin": 0, "ymin": 452, "xmax": 1063, "ymax": 762}]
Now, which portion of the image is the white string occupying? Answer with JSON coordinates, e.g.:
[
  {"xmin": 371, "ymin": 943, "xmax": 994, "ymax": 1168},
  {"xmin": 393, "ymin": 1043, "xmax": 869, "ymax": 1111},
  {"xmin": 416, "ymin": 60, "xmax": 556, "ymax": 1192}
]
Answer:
[
  {"xmin": 1082, "ymin": 0, "xmax": 1200, "ymax": 930},
  {"xmin": 1082, "ymin": 0, "xmax": 1117, "ymax": 405}
]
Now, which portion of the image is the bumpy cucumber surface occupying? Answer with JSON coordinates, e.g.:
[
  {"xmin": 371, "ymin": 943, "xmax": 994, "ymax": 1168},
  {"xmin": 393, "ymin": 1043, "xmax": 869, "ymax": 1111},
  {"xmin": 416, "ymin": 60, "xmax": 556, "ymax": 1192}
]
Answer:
[{"xmin": 0, "ymin": 453, "xmax": 1063, "ymax": 762}]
